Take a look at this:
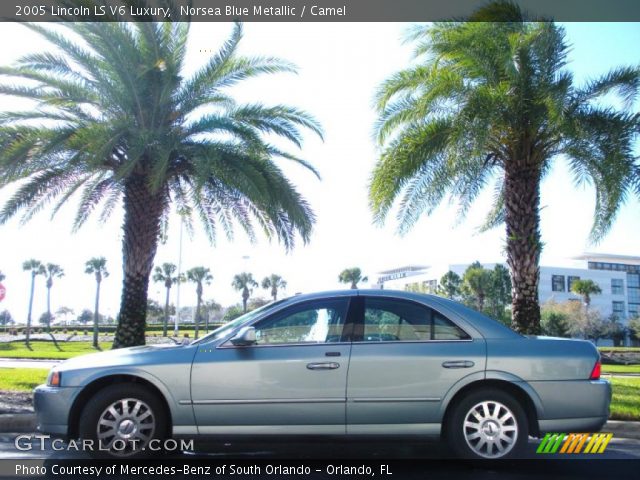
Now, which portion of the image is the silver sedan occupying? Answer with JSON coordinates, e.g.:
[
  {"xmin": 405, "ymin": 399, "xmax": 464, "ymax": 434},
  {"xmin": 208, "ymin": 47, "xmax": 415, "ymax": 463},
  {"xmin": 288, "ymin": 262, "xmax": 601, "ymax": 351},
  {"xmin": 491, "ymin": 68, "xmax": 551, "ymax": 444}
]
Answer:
[{"xmin": 34, "ymin": 290, "xmax": 611, "ymax": 459}]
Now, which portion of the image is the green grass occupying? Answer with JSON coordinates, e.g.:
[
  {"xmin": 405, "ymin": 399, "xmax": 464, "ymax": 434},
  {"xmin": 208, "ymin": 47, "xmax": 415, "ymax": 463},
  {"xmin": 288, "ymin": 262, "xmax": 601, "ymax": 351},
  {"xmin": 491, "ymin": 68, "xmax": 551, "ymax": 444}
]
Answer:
[
  {"xmin": 0, "ymin": 368, "xmax": 48, "ymax": 391},
  {"xmin": 602, "ymin": 364, "xmax": 640, "ymax": 374},
  {"xmin": 0, "ymin": 341, "xmax": 111, "ymax": 359},
  {"xmin": 609, "ymin": 377, "xmax": 640, "ymax": 421}
]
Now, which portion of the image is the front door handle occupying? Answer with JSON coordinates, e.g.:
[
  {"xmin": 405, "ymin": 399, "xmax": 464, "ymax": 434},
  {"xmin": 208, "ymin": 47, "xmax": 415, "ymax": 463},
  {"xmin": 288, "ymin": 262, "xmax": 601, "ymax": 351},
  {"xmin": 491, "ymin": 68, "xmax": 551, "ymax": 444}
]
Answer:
[
  {"xmin": 442, "ymin": 360, "xmax": 475, "ymax": 369},
  {"xmin": 307, "ymin": 362, "xmax": 340, "ymax": 370}
]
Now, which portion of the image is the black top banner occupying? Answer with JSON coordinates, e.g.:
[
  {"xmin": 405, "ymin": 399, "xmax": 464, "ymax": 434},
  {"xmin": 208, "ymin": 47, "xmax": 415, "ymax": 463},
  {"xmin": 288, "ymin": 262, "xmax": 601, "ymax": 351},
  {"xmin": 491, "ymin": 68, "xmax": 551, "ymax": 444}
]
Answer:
[{"xmin": 3, "ymin": 0, "xmax": 640, "ymax": 22}]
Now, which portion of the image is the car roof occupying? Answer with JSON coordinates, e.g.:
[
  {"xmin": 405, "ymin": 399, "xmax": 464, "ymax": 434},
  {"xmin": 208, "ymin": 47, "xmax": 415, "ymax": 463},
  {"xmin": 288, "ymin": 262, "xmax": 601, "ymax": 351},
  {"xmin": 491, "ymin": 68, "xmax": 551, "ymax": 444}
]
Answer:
[{"xmin": 276, "ymin": 289, "xmax": 521, "ymax": 339}]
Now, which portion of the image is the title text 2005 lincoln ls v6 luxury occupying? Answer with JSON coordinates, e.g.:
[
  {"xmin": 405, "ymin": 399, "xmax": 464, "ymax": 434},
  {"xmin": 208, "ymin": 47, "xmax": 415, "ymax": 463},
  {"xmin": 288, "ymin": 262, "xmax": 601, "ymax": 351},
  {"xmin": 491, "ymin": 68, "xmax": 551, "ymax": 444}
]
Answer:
[{"xmin": 34, "ymin": 290, "xmax": 611, "ymax": 459}]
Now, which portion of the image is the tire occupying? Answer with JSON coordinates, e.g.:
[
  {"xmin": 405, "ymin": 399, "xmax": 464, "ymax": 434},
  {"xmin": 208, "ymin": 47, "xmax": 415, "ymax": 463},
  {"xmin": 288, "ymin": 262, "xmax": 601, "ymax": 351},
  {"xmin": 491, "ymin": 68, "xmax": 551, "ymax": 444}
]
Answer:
[
  {"xmin": 79, "ymin": 383, "xmax": 168, "ymax": 458},
  {"xmin": 447, "ymin": 388, "xmax": 528, "ymax": 459}
]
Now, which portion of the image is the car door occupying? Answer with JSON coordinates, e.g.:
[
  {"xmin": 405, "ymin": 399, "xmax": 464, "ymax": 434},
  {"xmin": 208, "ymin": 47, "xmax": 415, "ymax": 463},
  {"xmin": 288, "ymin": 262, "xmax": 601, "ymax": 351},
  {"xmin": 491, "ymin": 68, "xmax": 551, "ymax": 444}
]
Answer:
[
  {"xmin": 191, "ymin": 297, "xmax": 353, "ymax": 435},
  {"xmin": 346, "ymin": 296, "xmax": 486, "ymax": 434}
]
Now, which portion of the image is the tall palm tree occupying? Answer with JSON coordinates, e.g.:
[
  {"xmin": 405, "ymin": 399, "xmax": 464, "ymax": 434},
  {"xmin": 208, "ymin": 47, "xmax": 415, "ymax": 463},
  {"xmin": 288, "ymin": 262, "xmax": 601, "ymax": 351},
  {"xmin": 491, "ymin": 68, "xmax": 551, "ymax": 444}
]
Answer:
[
  {"xmin": 370, "ymin": 2, "xmax": 640, "ymax": 334},
  {"xmin": 152, "ymin": 262, "xmax": 184, "ymax": 337},
  {"xmin": 186, "ymin": 267, "xmax": 213, "ymax": 339},
  {"xmin": 44, "ymin": 263, "xmax": 64, "ymax": 332},
  {"xmin": 22, "ymin": 259, "xmax": 45, "ymax": 347},
  {"xmin": 0, "ymin": 20, "xmax": 322, "ymax": 348},
  {"xmin": 85, "ymin": 257, "xmax": 109, "ymax": 348},
  {"xmin": 232, "ymin": 272, "xmax": 258, "ymax": 313},
  {"xmin": 261, "ymin": 274, "xmax": 287, "ymax": 301},
  {"xmin": 338, "ymin": 268, "xmax": 368, "ymax": 290},
  {"xmin": 571, "ymin": 279, "xmax": 602, "ymax": 308}
]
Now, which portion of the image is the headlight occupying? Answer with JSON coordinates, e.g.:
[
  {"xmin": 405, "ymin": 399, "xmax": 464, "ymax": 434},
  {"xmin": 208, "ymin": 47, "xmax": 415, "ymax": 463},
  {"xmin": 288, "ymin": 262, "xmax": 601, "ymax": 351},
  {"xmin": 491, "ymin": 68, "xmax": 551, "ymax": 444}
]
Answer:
[{"xmin": 47, "ymin": 370, "xmax": 61, "ymax": 387}]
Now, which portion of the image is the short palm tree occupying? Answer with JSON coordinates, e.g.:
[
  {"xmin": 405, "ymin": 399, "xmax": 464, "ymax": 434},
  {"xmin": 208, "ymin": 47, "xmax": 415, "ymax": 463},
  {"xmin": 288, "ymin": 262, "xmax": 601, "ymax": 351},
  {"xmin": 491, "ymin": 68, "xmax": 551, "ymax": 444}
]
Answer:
[
  {"xmin": 85, "ymin": 257, "xmax": 109, "ymax": 348},
  {"xmin": 436, "ymin": 271, "xmax": 462, "ymax": 299},
  {"xmin": 152, "ymin": 263, "xmax": 184, "ymax": 337},
  {"xmin": 232, "ymin": 272, "xmax": 258, "ymax": 313},
  {"xmin": 0, "ymin": 20, "xmax": 322, "ymax": 348},
  {"xmin": 571, "ymin": 279, "xmax": 602, "ymax": 308},
  {"xmin": 44, "ymin": 263, "xmax": 64, "ymax": 332},
  {"xmin": 338, "ymin": 268, "xmax": 368, "ymax": 290},
  {"xmin": 186, "ymin": 267, "xmax": 213, "ymax": 339},
  {"xmin": 22, "ymin": 259, "xmax": 45, "ymax": 347},
  {"xmin": 370, "ymin": 2, "xmax": 640, "ymax": 334},
  {"xmin": 261, "ymin": 274, "xmax": 287, "ymax": 301},
  {"xmin": 202, "ymin": 299, "xmax": 222, "ymax": 332}
]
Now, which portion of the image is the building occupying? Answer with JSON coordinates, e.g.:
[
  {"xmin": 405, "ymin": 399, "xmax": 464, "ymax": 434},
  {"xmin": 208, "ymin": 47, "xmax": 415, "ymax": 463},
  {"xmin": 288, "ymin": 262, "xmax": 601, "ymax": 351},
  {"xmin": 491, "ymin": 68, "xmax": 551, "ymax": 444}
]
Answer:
[{"xmin": 374, "ymin": 253, "xmax": 640, "ymax": 326}]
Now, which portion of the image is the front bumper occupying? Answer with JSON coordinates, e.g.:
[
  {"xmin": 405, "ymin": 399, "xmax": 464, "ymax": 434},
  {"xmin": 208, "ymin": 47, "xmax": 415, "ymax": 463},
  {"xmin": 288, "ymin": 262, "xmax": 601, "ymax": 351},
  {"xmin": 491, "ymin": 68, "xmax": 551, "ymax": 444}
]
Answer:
[{"xmin": 33, "ymin": 384, "xmax": 81, "ymax": 436}]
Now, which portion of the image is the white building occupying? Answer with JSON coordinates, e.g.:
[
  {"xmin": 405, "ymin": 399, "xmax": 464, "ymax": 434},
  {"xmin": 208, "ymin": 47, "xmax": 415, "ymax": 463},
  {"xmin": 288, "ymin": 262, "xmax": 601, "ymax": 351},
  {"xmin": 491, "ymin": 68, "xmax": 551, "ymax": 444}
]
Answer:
[{"xmin": 375, "ymin": 253, "xmax": 640, "ymax": 325}]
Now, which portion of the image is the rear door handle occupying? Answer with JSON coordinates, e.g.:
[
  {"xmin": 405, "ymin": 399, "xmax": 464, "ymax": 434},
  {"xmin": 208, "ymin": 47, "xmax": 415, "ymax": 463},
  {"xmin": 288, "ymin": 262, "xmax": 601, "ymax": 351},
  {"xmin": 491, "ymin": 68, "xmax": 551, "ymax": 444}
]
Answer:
[
  {"xmin": 307, "ymin": 362, "xmax": 340, "ymax": 370},
  {"xmin": 442, "ymin": 360, "xmax": 474, "ymax": 369}
]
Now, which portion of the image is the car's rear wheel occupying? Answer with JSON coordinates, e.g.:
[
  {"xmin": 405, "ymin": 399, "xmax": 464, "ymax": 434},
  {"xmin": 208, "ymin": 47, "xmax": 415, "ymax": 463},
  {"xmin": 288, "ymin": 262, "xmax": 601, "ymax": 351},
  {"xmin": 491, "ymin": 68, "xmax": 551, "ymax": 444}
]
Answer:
[
  {"xmin": 447, "ymin": 388, "xmax": 528, "ymax": 459},
  {"xmin": 79, "ymin": 383, "xmax": 168, "ymax": 458}
]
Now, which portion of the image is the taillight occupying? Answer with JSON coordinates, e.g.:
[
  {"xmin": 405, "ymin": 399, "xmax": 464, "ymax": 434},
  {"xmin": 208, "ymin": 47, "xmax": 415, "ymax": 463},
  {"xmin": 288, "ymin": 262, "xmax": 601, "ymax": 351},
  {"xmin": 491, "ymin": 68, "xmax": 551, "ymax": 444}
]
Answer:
[{"xmin": 589, "ymin": 361, "xmax": 601, "ymax": 380}]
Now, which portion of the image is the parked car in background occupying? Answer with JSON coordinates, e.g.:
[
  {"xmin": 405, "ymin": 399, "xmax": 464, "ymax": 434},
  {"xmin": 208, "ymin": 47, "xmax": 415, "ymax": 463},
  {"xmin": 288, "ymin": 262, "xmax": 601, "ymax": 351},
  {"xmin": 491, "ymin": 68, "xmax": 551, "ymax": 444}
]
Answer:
[{"xmin": 34, "ymin": 290, "xmax": 610, "ymax": 459}]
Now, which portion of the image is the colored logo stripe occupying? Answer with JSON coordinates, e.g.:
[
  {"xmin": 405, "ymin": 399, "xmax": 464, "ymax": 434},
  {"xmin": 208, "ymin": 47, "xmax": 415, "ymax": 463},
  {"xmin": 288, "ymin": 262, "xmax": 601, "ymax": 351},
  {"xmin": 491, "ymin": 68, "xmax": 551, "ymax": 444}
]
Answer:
[{"xmin": 536, "ymin": 433, "xmax": 613, "ymax": 454}]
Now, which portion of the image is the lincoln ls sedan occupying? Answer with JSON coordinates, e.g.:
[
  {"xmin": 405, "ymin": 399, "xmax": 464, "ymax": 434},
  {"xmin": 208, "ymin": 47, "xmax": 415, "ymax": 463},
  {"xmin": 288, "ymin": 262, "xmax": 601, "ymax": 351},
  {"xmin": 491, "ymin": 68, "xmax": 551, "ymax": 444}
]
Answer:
[{"xmin": 34, "ymin": 290, "xmax": 611, "ymax": 459}]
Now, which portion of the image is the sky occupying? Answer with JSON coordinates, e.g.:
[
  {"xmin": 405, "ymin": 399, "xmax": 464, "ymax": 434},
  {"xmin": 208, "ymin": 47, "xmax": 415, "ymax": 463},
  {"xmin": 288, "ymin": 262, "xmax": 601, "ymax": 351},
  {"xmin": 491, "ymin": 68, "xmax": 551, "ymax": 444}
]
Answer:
[{"xmin": 0, "ymin": 22, "xmax": 638, "ymax": 323}]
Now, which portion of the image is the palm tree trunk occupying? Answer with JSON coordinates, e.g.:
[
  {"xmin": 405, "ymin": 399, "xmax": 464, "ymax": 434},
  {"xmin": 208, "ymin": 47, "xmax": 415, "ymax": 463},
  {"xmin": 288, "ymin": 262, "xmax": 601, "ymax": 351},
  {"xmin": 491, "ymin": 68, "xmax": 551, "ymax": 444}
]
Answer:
[
  {"xmin": 46, "ymin": 285, "xmax": 52, "ymax": 332},
  {"xmin": 93, "ymin": 280, "xmax": 101, "ymax": 348},
  {"xmin": 504, "ymin": 164, "xmax": 542, "ymax": 335},
  {"xmin": 46, "ymin": 284, "xmax": 61, "ymax": 350},
  {"xmin": 242, "ymin": 288, "xmax": 249, "ymax": 313},
  {"xmin": 26, "ymin": 273, "xmax": 35, "ymax": 348},
  {"xmin": 163, "ymin": 286, "xmax": 170, "ymax": 337},
  {"xmin": 113, "ymin": 175, "xmax": 165, "ymax": 348}
]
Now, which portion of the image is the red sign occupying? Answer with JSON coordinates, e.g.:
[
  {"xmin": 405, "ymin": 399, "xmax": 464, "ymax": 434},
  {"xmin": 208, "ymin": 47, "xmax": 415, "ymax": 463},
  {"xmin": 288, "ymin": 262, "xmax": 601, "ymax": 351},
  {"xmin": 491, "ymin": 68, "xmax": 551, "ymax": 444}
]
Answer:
[{"xmin": 0, "ymin": 283, "xmax": 5, "ymax": 302}]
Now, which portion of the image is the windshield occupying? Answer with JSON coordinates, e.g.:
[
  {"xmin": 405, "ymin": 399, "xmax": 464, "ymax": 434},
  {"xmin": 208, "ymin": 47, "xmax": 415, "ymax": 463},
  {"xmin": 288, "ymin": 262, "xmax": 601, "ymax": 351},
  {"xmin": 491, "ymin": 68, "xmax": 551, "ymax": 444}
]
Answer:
[{"xmin": 190, "ymin": 299, "xmax": 288, "ymax": 345}]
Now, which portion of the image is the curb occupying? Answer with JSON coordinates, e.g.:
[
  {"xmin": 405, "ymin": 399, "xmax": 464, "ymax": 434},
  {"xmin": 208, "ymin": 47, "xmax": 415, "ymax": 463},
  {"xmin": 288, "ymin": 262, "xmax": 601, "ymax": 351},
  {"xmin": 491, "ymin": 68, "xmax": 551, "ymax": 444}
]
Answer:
[
  {"xmin": 0, "ymin": 414, "xmax": 36, "ymax": 433},
  {"xmin": 605, "ymin": 420, "xmax": 640, "ymax": 440}
]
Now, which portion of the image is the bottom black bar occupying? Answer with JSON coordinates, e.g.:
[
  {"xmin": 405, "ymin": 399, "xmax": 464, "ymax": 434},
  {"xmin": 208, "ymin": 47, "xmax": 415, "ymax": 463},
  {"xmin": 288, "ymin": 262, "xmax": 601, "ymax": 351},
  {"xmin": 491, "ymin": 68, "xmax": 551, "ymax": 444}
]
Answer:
[{"xmin": 1, "ymin": 458, "xmax": 640, "ymax": 480}]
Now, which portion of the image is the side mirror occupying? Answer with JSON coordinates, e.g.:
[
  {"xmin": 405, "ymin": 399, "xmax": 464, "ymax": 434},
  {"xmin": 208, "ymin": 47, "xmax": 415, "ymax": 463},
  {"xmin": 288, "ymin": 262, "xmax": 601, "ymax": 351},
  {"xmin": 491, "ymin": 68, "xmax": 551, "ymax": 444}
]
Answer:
[{"xmin": 230, "ymin": 326, "xmax": 257, "ymax": 346}]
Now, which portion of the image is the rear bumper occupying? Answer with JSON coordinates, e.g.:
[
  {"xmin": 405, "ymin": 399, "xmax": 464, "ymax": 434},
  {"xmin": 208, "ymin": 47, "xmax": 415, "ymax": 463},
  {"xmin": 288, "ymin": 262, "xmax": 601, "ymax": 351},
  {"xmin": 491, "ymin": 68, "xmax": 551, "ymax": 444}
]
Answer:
[
  {"xmin": 539, "ymin": 416, "xmax": 608, "ymax": 433},
  {"xmin": 529, "ymin": 379, "xmax": 611, "ymax": 433},
  {"xmin": 33, "ymin": 384, "xmax": 80, "ymax": 437}
]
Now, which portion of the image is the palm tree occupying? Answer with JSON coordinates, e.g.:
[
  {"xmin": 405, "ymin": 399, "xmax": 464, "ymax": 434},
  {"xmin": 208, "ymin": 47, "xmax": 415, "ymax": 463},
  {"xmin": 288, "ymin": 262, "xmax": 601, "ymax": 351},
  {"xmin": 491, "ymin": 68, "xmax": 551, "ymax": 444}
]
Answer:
[
  {"xmin": 370, "ymin": 2, "xmax": 640, "ymax": 334},
  {"xmin": 571, "ymin": 279, "xmax": 602, "ymax": 308},
  {"xmin": 186, "ymin": 267, "xmax": 213, "ymax": 339},
  {"xmin": 338, "ymin": 268, "xmax": 368, "ymax": 289},
  {"xmin": 152, "ymin": 263, "xmax": 184, "ymax": 337},
  {"xmin": 0, "ymin": 20, "xmax": 322, "ymax": 348},
  {"xmin": 202, "ymin": 299, "xmax": 222, "ymax": 332},
  {"xmin": 461, "ymin": 262, "xmax": 492, "ymax": 311},
  {"xmin": 85, "ymin": 257, "xmax": 109, "ymax": 348},
  {"xmin": 436, "ymin": 271, "xmax": 462, "ymax": 299},
  {"xmin": 261, "ymin": 274, "xmax": 287, "ymax": 301},
  {"xmin": 22, "ymin": 259, "xmax": 45, "ymax": 347},
  {"xmin": 232, "ymin": 272, "xmax": 258, "ymax": 313},
  {"xmin": 44, "ymin": 263, "xmax": 64, "ymax": 332}
]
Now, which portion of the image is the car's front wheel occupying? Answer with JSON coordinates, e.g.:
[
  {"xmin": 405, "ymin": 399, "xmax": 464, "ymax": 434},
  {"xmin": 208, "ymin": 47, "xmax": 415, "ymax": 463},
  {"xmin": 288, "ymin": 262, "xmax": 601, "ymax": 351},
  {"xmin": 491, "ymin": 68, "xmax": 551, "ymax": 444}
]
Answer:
[
  {"xmin": 79, "ymin": 383, "xmax": 168, "ymax": 458},
  {"xmin": 447, "ymin": 388, "xmax": 528, "ymax": 459}
]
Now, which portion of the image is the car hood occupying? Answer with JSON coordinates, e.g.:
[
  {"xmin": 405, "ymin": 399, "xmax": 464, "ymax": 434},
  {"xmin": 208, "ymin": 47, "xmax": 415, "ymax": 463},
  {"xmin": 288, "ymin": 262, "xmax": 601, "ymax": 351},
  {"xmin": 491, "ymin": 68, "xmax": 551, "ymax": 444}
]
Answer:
[{"xmin": 56, "ymin": 343, "xmax": 187, "ymax": 372}]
